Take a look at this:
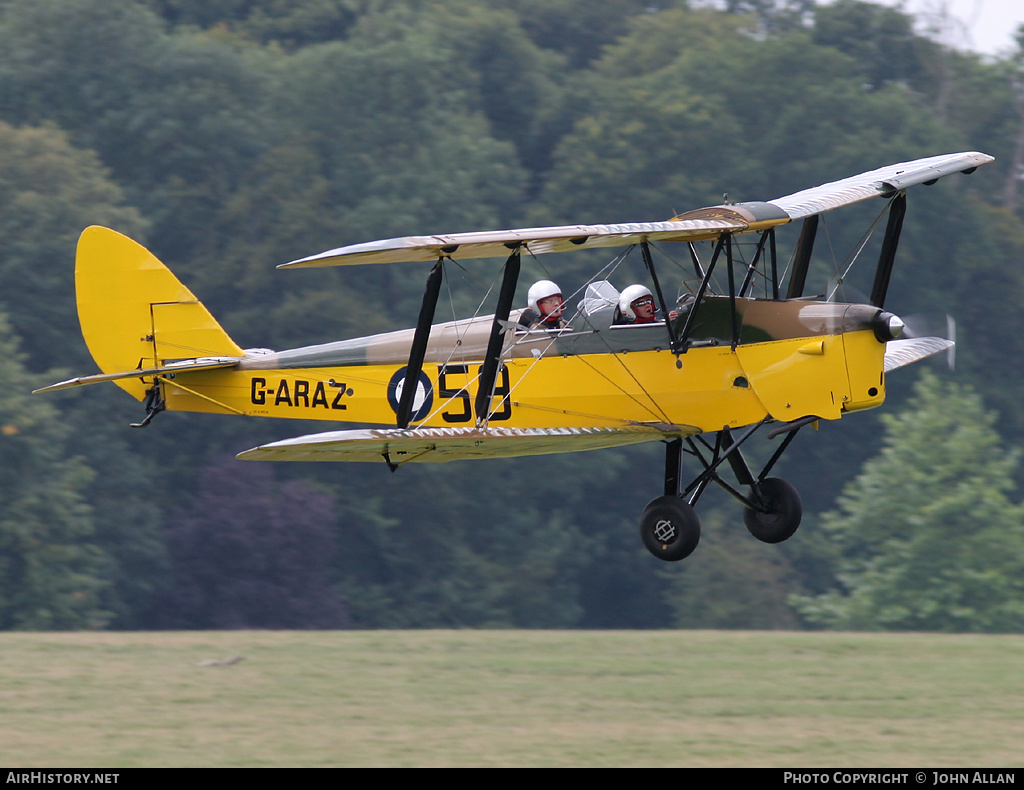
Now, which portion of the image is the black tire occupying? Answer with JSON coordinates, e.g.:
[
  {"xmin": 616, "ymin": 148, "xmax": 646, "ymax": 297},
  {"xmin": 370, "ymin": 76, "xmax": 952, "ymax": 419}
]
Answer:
[
  {"xmin": 639, "ymin": 496, "xmax": 701, "ymax": 561},
  {"xmin": 743, "ymin": 477, "xmax": 802, "ymax": 544}
]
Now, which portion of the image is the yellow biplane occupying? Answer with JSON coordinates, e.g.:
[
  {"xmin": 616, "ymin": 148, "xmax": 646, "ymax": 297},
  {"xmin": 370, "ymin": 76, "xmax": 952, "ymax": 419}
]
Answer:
[{"xmin": 38, "ymin": 151, "xmax": 993, "ymax": 561}]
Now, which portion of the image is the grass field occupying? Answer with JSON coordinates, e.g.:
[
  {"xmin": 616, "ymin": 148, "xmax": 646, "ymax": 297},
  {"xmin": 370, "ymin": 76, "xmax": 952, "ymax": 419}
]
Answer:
[{"xmin": 1, "ymin": 630, "xmax": 1021, "ymax": 767}]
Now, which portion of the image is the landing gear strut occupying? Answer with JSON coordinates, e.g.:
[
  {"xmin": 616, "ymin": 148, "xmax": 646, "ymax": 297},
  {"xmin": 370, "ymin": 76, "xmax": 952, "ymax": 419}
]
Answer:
[{"xmin": 639, "ymin": 420, "xmax": 806, "ymax": 561}]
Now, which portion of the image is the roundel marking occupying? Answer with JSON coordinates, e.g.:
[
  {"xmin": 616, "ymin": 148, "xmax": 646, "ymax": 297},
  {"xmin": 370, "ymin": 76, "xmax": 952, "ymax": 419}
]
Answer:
[{"xmin": 387, "ymin": 367, "xmax": 434, "ymax": 423}]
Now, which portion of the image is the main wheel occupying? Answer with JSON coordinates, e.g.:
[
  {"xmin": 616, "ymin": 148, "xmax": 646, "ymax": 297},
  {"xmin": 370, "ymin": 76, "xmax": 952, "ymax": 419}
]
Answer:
[
  {"xmin": 743, "ymin": 477, "xmax": 802, "ymax": 544},
  {"xmin": 639, "ymin": 496, "xmax": 701, "ymax": 561}
]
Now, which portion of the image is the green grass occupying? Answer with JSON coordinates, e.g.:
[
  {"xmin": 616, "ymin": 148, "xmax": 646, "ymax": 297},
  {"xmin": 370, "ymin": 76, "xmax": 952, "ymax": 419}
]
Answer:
[{"xmin": 0, "ymin": 630, "xmax": 1021, "ymax": 767}]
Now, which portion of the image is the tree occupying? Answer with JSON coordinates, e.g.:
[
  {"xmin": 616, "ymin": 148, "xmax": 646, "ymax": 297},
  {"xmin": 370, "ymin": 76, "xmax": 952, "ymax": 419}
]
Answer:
[
  {"xmin": 492, "ymin": 0, "xmax": 676, "ymax": 70},
  {"xmin": 412, "ymin": 1, "xmax": 569, "ymax": 187},
  {"xmin": 667, "ymin": 507, "xmax": 802, "ymax": 629},
  {"xmin": 66, "ymin": 386, "xmax": 171, "ymax": 630},
  {"xmin": 0, "ymin": 121, "xmax": 146, "ymax": 372},
  {"xmin": 327, "ymin": 457, "xmax": 592, "ymax": 628},
  {"xmin": 716, "ymin": 0, "xmax": 815, "ymax": 36},
  {"xmin": 1000, "ymin": 25, "xmax": 1024, "ymax": 212},
  {"xmin": 0, "ymin": 0, "xmax": 279, "ymax": 268},
  {"xmin": 159, "ymin": 458, "xmax": 350, "ymax": 628},
  {"xmin": 793, "ymin": 370, "xmax": 1024, "ymax": 632},
  {"xmin": 812, "ymin": 0, "xmax": 923, "ymax": 90},
  {"xmin": 534, "ymin": 6, "xmax": 956, "ymax": 226},
  {"xmin": 142, "ymin": 0, "xmax": 361, "ymax": 48},
  {"xmin": 0, "ymin": 313, "xmax": 108, "ymax": 629},
  {"xmin": 280, "ymin": 23, "xmax": 527, "ymax": 240},
  {"xmin": 319, "ymin": 442, "xmax": 681, "ymax": 629},
  {"xmin": 0, "ymin": 121, "xmax": 169, "ymax": 628}
]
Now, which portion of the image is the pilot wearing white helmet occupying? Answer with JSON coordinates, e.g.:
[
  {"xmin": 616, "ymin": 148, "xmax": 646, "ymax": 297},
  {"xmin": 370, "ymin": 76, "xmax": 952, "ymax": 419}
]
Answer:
[{"xmin": 519, "ymin": 279, "xmax": 568, "ymax": 329}]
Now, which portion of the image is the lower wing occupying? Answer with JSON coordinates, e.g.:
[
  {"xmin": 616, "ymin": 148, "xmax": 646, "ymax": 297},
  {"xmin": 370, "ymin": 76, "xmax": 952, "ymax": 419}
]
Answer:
[{"xmin": 236, "ymin": 424, "xmax": 697, "ymax": 465}]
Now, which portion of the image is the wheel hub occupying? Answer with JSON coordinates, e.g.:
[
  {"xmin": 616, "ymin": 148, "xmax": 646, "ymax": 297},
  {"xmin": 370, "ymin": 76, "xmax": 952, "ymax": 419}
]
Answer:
[{"xmin": 654, "ymin": 518, "xmax": 677, "ymax": 542}]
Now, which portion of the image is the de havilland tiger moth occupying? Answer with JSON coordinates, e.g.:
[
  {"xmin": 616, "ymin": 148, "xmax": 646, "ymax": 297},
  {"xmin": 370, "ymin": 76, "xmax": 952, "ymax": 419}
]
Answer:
[{"xmin": 37, "ymin": 151, "xmax": 994, "ymax": 561}]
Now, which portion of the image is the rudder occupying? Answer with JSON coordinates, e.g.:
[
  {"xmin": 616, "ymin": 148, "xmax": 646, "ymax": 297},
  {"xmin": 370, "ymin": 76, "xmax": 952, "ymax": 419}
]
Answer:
[{"xmin": 76, "ymin": 226, "xmax": 243, "ymax": 400}]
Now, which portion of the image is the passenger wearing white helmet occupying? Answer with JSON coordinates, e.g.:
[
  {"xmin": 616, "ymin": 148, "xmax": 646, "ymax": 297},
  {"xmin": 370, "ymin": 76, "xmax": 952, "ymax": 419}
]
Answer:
[
  {"xmin": 519, "ymin": 279, "xmax": 568, "ymax": 329},
  {"xmin": 615, "ymin": 284, "xmax": 656, "ymax": 324},
  {"xmin": 614, "ymin": 284, "xmax": 678, "ymax": 325}
]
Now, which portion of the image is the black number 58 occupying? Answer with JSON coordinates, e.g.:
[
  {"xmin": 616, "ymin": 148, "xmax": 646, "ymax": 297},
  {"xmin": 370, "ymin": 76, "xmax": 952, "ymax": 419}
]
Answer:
[{"xmin": 437, "ymin": 364, "xmax": 512, "ymax": 423}]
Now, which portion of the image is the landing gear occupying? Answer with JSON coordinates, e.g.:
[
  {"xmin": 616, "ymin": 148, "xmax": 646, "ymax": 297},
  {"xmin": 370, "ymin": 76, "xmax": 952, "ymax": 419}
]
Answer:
[
  {"xmin": 130, "ymin": 384, "xmax": 166, "ymax": 428},
  {"xmin": 639, "ymin": 496, "xmax": 700, "ymax": 561},
  {"xmin": 743, "ymin": 477, "xmax": 802, "ymax": 544},
  {"xmin": 638, "ymin": 419, "xmax": 809, "ymax": 561}
]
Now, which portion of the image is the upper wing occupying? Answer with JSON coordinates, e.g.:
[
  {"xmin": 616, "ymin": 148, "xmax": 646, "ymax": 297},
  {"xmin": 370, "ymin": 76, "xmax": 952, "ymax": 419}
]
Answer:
[
  {"xmin": 278, "ymin": 217, "xmax": 749, "ymax": 268},
  {"xmin": 237, "ymin": 424, "xmax": 696, "ymax": 464},
  {"xmin": 769, "ymin": 151, "xmax": 994, "ymax": 220},
  {"xmin": 280, "ymin": 151, "xmax": 993, "ymax": 268}
]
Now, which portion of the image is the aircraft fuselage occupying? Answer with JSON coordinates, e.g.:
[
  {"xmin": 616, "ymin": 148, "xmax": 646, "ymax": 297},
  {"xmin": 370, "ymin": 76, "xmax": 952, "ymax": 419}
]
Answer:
[{"xmin": 162, "ymin": 296, "xmax": 888, "ymax": 432}]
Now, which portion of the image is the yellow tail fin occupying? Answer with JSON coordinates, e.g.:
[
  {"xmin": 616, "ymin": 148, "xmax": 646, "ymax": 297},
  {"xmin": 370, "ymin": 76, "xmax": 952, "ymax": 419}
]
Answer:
[{"xmin": 76, "ymin": 226, "xmax": 244, "ymax": 400}]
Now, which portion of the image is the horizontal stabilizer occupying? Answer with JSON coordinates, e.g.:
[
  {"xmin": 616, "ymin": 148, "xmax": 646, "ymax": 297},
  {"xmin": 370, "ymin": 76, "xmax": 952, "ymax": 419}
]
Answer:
[
  {"xmin": 34, "ymin": 357, "xmax": 241, "ymax": 394},
  {"xmin": 883, "ymin": 337, "xmax": 954, "ymax": 373},
  {"xmin": 237, "ymin": 424, "xmax": 697, "ymax": 464}
]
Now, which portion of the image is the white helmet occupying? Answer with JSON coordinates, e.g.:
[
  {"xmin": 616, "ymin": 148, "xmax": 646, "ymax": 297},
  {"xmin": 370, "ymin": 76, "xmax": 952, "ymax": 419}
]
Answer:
[
  {"xmin": 528, "ymin": 280, "xmax": 562, "ymax": 313},
  {"xmin": 618, "ymin": 284, "xmax": 653, "ymax": 322}
]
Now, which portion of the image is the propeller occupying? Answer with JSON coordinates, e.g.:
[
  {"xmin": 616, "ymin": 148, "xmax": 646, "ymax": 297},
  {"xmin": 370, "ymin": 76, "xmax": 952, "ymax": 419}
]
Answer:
[
  {"xmin": 900, "ymin": 313, "xmax": 956, "ymax": 370},
  {"xmin": 824, "ymin": 286, "xmax": 955, "ymax": 372}
]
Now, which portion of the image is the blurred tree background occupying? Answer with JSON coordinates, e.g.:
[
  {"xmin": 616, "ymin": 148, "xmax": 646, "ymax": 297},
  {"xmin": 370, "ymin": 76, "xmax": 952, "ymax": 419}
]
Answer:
[{"xmin": 0, "ymin": 0, "xmax": 1022, "ymax": 630}]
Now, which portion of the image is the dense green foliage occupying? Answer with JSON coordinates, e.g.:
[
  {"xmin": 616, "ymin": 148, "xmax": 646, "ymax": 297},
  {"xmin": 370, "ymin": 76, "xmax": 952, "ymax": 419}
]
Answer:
[
  {"xmin": 0, "ymin": 0, "xmax": 1022, "ymax": 630},
  {"xmin": 794, "ymin": 372, "xmax": 1024, "ymax": 632},
  {"xmin": 0, "ymin": 315, "xmax": 105, "ymax": 628}
]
